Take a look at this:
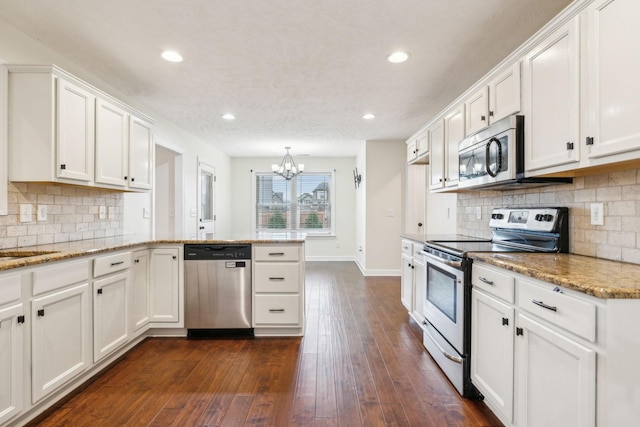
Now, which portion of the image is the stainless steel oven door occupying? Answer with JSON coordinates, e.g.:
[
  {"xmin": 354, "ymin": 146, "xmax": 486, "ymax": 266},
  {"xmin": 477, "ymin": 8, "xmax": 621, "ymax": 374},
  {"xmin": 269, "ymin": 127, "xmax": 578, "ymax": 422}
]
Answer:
[{"xmin": 422, "ymin": 252, "xmax": 465, "ymax": 354}]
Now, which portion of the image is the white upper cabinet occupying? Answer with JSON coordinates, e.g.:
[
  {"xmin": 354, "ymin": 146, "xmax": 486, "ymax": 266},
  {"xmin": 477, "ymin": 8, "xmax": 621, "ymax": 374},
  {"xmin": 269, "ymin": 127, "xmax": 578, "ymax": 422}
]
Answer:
[
  {"xmin": 465, "ymin": 62, "xmax": 521, "ymax": 136},
  {"xmin": 406, "ymin": 129, "xmax": 428, "ymax": 164},
  {"xmin": 128, "ymin": 116, "xmax": 153, "ymax": 190},
  {"xmin": 7, "ymin": 65, "xmax": 153, "ymax": 191},
  {"xmin": 523, "ymin": 18, "xmax": 581, "ymax": 174},
  {"xmin": 95, "ymin": 98, "xmax": 128, "ymax": 187},
  {"xmin": 584, "ymin": 0, "xmax": 640, "ymax": 162},
  {"xmin": 429, "ymin": 104, "xmax": 464, "ymax": 191}
]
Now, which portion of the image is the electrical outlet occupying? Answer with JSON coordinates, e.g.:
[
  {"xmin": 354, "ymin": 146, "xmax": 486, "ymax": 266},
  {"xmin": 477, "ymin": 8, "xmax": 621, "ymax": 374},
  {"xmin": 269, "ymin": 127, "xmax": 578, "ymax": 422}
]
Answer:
[
  {"xmin": 99, "ymin": 206, "xmax": 106, "ymax": 220},
  {"xmin": 37, "ymin": 205, "xmax": 47, "ymax": 221},
  {"xmin": 143, "ymin": 208, "xmax": 151, "ymax": 219},
  {"xmin": 386, "ymin": 208, "xmax": 395, "ymax": 217},
  {"xmin": 19, "ymin": 204, "xmax": 32, "ymax": 223},
  {"xmin": 590, "ymin": 203, "xmax": 604, "ymax": 225}
]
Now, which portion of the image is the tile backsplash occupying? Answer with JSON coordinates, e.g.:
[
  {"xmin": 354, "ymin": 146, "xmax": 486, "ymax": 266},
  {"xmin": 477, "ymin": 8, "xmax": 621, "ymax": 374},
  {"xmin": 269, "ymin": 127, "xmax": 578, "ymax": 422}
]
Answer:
[
  {"xmin": 457, "ymin": 168, "xmax": 640, "ymax": 264},
  {"xmin": 0, "ymin": 182, "xmax": 123, "ymax": 249}
]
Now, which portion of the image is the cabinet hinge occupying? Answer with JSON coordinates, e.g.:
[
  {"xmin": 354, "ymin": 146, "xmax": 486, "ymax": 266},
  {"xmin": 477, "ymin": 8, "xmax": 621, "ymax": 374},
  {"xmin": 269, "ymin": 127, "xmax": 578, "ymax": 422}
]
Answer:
[
  {"xmin": 516, "ymin": 327, "xmax": 523, "ymax": 336},
  {"xmin": 214, "ymin": 176, "xmax": 217, "ymax": 182},
  {"xmin": 586, "ymin": 136, "xmax": 594, "ymax": 146},
  {"xmin": 17, "ymin": 315, "xmax": 25, "ymax": 324},
  {"xmin": 502, "ymin": 317, "xmax": 509, "ymax": 326},
  {"xmin": 37, "ymin": 309, "xmax": 45, "ymax": 317}
]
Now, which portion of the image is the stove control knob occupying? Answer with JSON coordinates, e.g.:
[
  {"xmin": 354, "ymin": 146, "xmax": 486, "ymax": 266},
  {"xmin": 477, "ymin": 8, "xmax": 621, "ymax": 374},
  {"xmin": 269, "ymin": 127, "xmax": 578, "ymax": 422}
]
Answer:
[
  {"xmin": 535, "ymin": 214, "xmax": 543, "ymax": 221},
  {"xmin": 491, "ymin": 213, "xmax": 504, "ymax": 220},
  {"xmin": 544, "ymin": 214, "xmax": 554, "ymax": 222}
]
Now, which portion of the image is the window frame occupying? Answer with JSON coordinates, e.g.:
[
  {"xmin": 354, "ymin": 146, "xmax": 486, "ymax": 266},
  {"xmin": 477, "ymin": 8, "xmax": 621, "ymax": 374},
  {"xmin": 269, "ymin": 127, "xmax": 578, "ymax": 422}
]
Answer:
[{"xmin": 251, "ymin": 170, "xmax": 336, "ymax": 236}]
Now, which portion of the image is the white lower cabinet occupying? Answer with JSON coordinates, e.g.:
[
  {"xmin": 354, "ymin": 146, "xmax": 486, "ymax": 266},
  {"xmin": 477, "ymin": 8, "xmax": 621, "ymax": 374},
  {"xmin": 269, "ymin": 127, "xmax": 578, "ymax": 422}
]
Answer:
[
  {"xmin": 31, "ymin": 282, "xmax": 91, "ymax": 404},
  {"xmin": 516, "ymin": 313, "xmax": 596, "ymax": 427},
  {"xmin": 0, "ymin": 302, "xmax": 24, "ymax": 425},
  {"xmin": 252, "ymin": 243, "xmax": 305, "ymax": 335},
  {"xmin": 400, "ymin": 239, "xmax": 426, "ymax": 324},
  {"xmin": 131, "ymin": 249, "xmax": 150, "ymax": 334},
  {"xmin": 400, "ymin": 252, "xmax": 413, "ymax": 312},
  {"xmin": 93, "ymin": 271, "xmax": 130, "ymax": 362},
  {"xmin": 149, "ymin": 247, "xmax": 181, "ymax": 323},
  {"xmin": 471, "ymin": 261, "xmax": 597, "ymax": 427},
  {"xmin": 471, "ymin": 288, "xmax": 514, "ymax": 423}
]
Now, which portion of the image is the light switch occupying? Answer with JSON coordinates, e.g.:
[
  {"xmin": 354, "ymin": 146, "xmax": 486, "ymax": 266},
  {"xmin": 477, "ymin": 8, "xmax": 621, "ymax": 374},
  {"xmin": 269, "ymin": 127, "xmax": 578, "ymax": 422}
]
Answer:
[
  {"xmin": 99, "ymin": 206, "xmax": 106, "ymax": 220},
  {"xmin": 590, "ymin": 203, "xmax": 604, "ymax": 225},
  {"xmin": 143, "ymin": 208, "xmax": 151, "ymax": 219}
]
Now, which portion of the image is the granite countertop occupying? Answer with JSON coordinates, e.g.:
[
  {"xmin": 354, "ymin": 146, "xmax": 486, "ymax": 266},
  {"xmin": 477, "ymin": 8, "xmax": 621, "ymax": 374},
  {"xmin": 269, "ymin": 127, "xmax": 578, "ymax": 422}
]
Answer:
[
  {"xmin": 469, "ymin": 252, "xmax": 640, "ymax": 299},
  {"xmin": 0, "ymin": 232, "xmax": 306, "ymax": 271}
]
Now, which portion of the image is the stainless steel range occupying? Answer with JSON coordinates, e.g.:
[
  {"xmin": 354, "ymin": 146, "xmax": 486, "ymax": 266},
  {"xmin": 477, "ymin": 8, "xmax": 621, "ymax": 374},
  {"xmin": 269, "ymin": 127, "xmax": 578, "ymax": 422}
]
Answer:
[{"xmin": 421, "ymin": 207, "xmax": 568, "ymax": 397}]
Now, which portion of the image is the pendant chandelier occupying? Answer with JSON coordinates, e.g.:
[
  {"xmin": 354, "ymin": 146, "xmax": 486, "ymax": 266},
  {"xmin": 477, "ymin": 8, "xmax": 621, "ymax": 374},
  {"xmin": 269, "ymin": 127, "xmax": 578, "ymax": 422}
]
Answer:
[{"xmin": 272, "ymin": 147, "xmax": 304, "ymax": 180}]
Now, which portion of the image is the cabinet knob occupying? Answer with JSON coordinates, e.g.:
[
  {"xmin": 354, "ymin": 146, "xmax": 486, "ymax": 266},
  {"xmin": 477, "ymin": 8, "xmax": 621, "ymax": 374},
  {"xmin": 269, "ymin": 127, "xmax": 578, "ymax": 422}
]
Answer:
[
  {"xmin": 172, "ymin": 255, "xmax": 177, "ymax": 260},
  {"xmin": 586, "ymin": 136, "xmax": 594, "ymax": 146},
  {"xmin": 135, "ymin": 259, "xmax": 140, "ymax": 263},
  {"xmin": 417, "ymin": 222, "xmax": 423, "ymax": 227},
  {"xmin": 566, "ymin": 142, "xmax": 574, "ymax": 150},
  {"xmin": 131, "ymin": 177, "xmax": 135, "ymax": 182},
  {"xmin": 124, "ymin": 176, "xmax": 128, "ymax": 180}
]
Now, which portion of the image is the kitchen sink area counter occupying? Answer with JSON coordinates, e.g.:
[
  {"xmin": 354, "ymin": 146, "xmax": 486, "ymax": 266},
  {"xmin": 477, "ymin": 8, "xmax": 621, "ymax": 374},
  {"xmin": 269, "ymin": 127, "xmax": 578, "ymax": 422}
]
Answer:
[{"xmin": 469, "ymin": 252, "xmax": 640, "ymax": 299}]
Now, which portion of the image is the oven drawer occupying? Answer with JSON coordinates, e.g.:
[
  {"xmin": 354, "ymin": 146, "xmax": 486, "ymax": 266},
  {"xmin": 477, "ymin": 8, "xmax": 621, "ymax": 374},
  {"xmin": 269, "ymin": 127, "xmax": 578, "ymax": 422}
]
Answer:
[
  {"xmin": 472, "ymin": 263, "xmax": 515, "ymax": 303},
  {"xmin": 517, "ymin": 279, "xmax": 596, "ymax": 342}
]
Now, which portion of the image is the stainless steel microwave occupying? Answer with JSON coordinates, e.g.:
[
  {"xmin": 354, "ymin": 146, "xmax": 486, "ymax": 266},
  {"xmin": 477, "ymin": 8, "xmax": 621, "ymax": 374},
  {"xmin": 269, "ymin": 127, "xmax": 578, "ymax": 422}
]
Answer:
[{"xmin": 457, "ymin": 115, "xmax": 571, "ymax": 190}]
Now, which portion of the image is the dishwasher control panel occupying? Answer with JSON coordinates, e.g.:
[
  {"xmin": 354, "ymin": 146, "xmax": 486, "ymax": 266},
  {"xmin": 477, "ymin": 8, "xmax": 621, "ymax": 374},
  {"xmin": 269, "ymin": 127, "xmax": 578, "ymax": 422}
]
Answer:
[{"xmin": 184, "ymin": 244, "xmax": 251, "ymax": 260}]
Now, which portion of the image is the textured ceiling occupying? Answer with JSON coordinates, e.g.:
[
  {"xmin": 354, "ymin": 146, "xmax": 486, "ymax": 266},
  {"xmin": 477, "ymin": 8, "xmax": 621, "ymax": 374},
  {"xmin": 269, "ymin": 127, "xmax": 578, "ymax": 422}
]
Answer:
[{"xmin": 0, "ymin": 0, "xmax": 572, "ymax": 157}]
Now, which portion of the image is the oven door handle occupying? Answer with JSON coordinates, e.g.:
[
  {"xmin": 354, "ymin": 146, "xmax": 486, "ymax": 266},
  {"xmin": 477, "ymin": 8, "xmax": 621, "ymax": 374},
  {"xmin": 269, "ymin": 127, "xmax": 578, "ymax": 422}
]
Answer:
[
  {"xmin": 422, "ymin": 319, "xmax": 464, "ymax": 364},
  {"xmin": 421, "ymin": 251, "xmax": 463, "ymax": 270}
]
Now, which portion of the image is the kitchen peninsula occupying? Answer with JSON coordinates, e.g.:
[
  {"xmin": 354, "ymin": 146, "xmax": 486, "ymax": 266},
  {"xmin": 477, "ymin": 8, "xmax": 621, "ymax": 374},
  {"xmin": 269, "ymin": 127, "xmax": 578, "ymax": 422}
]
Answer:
[{"xmin": 0, "ymin": 234, "xmax": 305, "ymax": 427}]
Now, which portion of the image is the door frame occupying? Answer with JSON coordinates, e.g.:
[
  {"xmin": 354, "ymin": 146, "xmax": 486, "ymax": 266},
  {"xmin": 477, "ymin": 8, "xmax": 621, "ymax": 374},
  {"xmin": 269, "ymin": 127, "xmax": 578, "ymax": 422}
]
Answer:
[{"xmin": 197, "ymin": 158, "xmax": 216, "ymax": 234}]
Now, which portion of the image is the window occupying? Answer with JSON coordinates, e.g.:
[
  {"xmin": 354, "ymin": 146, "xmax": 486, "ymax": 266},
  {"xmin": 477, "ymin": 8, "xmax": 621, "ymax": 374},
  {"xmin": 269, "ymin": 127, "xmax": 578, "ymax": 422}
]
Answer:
[{"xmin": 254, "ymin": 172, "xmax": 334, "ymax": 235}]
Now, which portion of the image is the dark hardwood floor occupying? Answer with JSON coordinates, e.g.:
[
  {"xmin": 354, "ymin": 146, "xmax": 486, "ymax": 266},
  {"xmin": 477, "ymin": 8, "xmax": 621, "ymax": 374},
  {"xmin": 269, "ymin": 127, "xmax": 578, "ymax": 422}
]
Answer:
[{"xmin": 31, "ymin": 261, "xmax": 501, "ymax": 426}]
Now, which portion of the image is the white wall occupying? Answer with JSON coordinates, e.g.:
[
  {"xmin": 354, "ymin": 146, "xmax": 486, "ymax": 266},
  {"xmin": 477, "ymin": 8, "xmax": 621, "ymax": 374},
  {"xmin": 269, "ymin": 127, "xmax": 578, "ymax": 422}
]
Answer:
[
  {"xmin": 230, "ymin": 156, "xmax": 357, "ymax": 260},
  {"xmin": 363, "ymin": 140, "xmax": 405, "ymax": 275},
  {"xmin": 0, "ymin": 18, "xmax": 232, "ymax": 237}
]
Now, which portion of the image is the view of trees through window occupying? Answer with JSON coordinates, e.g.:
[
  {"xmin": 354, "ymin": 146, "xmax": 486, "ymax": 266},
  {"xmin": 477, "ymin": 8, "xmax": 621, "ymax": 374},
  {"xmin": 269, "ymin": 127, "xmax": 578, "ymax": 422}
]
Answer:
[{"xmin": 256, "ymin": 173, "xmax": 332, "ymax": 234}]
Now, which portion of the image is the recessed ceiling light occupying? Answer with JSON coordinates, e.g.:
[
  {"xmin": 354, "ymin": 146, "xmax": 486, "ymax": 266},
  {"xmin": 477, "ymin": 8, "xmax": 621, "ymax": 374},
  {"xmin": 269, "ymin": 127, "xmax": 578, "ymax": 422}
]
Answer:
[
  {"xmin": 161, "ymin": 50, "xmax": 183, "ymax": 62},
  {"xmin": 221, "ymin": 113, "xmax": 236, "ymax": 120},
  {"xmin": 387, "ymin": 51, "xmax": 409, "ymax": 64},
  {"xmin": 362, "ymin": 113, "xmax": 376, "ymax": 120}
]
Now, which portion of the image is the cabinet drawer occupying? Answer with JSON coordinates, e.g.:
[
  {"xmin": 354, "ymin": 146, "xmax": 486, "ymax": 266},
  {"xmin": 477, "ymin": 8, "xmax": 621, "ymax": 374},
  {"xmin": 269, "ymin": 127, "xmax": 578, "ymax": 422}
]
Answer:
[
  {"xmin": 32, "ymin": 259, "xmax": 90, "ymax": 296},
  {"xmin": 254, "ymin": 263, "xmax": 300, "ymax": 293},
  {"xmin": 254, "ymin": 295, "xmax": 300, "ymax": 325},
  {"xmin": 253, "ymin": 245, "xmax": 300, "ymax": 262},
  {"xmin": 401, "ymin": 240, "xmax": 413, "ymax": 257},
  {"xmin": 472, "ymin": 263, "xmax": 515, "ymax": 303},
  {"xmin": 412, "ymin": 243, "xmax": 425, "ymax": 258},
  {"xmin": 0, "ymin": 273, "xmax": 21, "ymax": 306},
  {"xmin": 94, "ymin": 251, "xmax": 132, "ymax": 277},
  {"xmin": 517, "ymin": 279, "xmax": 596, "ymax": 342}
]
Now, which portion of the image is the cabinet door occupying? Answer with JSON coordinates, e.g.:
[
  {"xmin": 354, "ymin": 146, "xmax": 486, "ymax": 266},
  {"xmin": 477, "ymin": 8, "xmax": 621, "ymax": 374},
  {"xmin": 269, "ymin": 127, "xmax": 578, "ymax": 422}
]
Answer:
[
  {"xmin": 523, "ymin": 18, "xmax": 580, "ymax": 174},
  {"xmin": 406, "ymin": 140, "xmax": 417, "ymax": 162},
  {"xmin": 428, "ymin": 119, "xmax": 445, "ymax": 190},
  {"xmin": 131, "ymin": 250, "xmax": 150, "ymax": 332},
  {"xmin": 93, "ymin": 271, "xmax": 129, "ymax": 362},
  {"xmin": 416, "ymin": 131, "xmax": 429, "ymax": 157},
  {"xmin": 400, "ymin": 254, "xmax": 413, "ymax": 311},
  {"xmin": 0, "ymin": 304, "xmax": 24, "ymax": 425},
  {"xmin": 405, "ymin": 164, "xmax": 425, "ymax": 235},
  {"xmin": 31, "ymin": 282, "xmax": 91, "ymax": 403},
  {"xmin": 471, "ymin": 290, "xmax": 514, "ymax": 423},
  {"xmin": 150, "ymin": 248, "xmax": 180, "ymax": 322},
  {"xmin": 585, "ymin": 0, "xmax": 640, "ymax": 161},
  {"xmin": 56, "ymin": 77, "xmax": 94, "ymax": 182},
  {"xmin": 95, "ymin": 98, "xmax": 128, "ymax": 187},
  {"xmin": 489, "ymin": 62, "xmax": 521, "ymax": 124},
  {"xmin": 444, "ymin": 105, "xmax": 464, "ymax": 188},
  {"xmin": 411, "ymin": 259, "xmax": 425, "ymax": 323},
  {"xmin": 464, "ymin": 86, "xmax": 489, "ymax": 135},
  {"xmin": 516, "ymin": 313, "xmax": 596, "ymax": 427},
  {"xmin": 128, "ymin": 116, "xmax": 153, "ymax": 190}
]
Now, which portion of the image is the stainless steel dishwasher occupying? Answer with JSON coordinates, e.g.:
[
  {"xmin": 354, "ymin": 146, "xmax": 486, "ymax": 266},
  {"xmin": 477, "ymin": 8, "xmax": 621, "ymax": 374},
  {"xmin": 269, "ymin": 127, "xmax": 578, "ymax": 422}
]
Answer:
[{"xmin": 184, "ymin": 244, "xmax": 252, "ymax": 336}]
